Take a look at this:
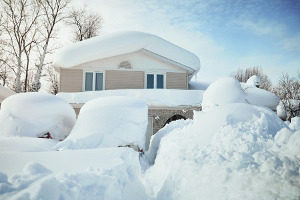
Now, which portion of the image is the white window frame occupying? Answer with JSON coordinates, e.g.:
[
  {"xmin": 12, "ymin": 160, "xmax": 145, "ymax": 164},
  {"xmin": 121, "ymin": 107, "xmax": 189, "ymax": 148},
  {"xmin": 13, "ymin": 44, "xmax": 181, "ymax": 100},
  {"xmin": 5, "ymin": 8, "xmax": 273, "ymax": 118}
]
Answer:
[
  {"xmin": 83, "ymin": 71, "xmax": 105, "ymax": 91},
  {"xmin": 145, "ymin": 73, "xmax": 166, "ymax": 89}
]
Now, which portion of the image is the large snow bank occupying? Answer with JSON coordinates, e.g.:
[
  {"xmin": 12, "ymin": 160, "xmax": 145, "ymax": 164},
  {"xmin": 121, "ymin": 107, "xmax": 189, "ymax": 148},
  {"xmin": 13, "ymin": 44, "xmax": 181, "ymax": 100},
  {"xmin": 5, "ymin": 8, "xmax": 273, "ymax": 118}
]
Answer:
[
  {"xmin": 57, "ymin": 96, "xmax": 148, "ymax": 150},
  {"xmin": 202, "ymin": 77, "xmax": 279, "ymax": 111},
  {"xmin": 57, "ymin": 89, "xmax": 203, "ymax": 107},
  {"xmin": 243, "ymin": 86, "xmax": 280, "ymax": 110},
  {"xmin": 0, "ymin": 137, "xmax": 57, "ymax": 152},
  {"xmin": 0, "ymin": 148, "xmax": 146, "ymax": 200},
  {"xmin": 246, "ymin": 75, "xmax": 260, "ymax": 87},
  {"xmin": 202, "ymin": 77, "xmax": 246, "ymax": 110},
  {"xmin": 54, "ymin": 31, "xmax": 200, "ymax": 72},
  {"xmin": 0, "ymin": 93, "xmax": 76, "ymax": 140},
  {"xmin": 144, "ymin": 103, "xmax": 299, "ymax": 199}
]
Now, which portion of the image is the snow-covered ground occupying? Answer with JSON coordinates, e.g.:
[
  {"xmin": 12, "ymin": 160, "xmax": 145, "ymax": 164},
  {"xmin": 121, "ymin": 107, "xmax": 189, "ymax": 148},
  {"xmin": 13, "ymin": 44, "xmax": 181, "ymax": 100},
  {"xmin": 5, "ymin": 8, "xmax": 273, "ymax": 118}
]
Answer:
[{"xmin": 0, "ymin": 77, "xmax": 299, "ymax": 200}]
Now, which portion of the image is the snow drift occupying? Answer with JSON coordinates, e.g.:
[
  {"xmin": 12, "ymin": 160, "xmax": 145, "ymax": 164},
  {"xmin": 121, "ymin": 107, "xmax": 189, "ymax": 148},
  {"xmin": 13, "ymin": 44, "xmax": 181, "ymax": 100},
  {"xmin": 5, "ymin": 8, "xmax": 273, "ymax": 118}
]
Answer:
[
  {"xmin": 57, "ymin": 96, "xmax": 148, "ymax": 150},
  {"xmin": 0, "ymin": 93, "xmax": 76, "ymax": 140},
  {"xmin": 202, "ymin": 77, "xmax": 247, "ymax": 110},
  {"xmin": 144, "ymin": 103, "xmax": 299, "ymax": 200}
]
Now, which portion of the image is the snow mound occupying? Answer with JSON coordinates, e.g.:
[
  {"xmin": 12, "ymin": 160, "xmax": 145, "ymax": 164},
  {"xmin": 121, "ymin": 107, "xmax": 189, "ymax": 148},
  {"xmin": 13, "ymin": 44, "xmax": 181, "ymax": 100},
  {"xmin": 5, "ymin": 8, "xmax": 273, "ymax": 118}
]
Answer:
[
  {"xmin": 244, "ymin": 86, "xmax": 279, "ymax": 110},
  {"xmin": 290, "ymin": 117, "xmax": 300, "ymax": 131},
  {"xmin": 202, "ymin": 77, "xmax": 246, "ymax": 110},
  {"xmin": 246, "ymin": 75, "xmax": 260, "ymax": 87},
  {"xmin": 57, "ymin": 89, "xmax": 203, "ymax": 107},
  {"xmin": 54, "ymin": 31, "xmax": 200, "ymax": 72},
  {"xmin": 57, "ymin": 96, "xmax": 148, "ymax": 150},
  {"xmin": 144, "ymin": 103, "xmax": 298, "ymax": 199},
  {"xmin": 0, "ymin": 93, "xmax": 76, "ymax": 140},
  {"xmin": 0, "ymin": 148, "xmax": 146, "ymax": 200}
]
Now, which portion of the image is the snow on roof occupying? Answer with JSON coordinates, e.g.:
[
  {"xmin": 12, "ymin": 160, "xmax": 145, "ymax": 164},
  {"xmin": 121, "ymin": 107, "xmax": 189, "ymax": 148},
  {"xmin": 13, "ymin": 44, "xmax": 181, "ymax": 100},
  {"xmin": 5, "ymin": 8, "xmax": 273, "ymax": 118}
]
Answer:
[
  {"xmin": 54, "ymin": 31, "xmax": 200, "ymax": 71},
  {"xmin": 57, "ymin": 89, "xmax": 203, "ymax": 107}
]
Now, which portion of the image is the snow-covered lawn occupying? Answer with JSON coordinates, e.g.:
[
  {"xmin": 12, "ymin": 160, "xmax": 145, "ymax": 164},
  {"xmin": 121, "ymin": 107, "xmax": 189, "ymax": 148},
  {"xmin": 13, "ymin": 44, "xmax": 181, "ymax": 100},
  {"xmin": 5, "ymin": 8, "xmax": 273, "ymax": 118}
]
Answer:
[{"xmin": 0, "ymin": 78, "xmax": 299, "ymax": 200}]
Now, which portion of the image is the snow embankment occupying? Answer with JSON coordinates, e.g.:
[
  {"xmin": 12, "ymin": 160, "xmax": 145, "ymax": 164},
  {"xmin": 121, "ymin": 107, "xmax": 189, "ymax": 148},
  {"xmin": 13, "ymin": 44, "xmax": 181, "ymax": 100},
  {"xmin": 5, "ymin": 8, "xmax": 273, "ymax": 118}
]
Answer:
[
  {"xmin": 56, "ymin": 96, "xmax": 148, "ymax": 150},
  {"xmin": 0, "ymin": 148, "xmax": 146, "ymax": 200},
  {"xmin": 202, "ymin": 77, "xmax": 247, "ymax": 110},
  {"xmin": 144, "ymin": 103, "xmax": 299, "ymax": 199},
  {"xmin": 57, "ymin": 89, "xmax": 203, "ymax": 107},
  {"xmin": 0, "ymin": 92, "xmax": 76, "ymax": 140},
  {"xmin": 202, "ymin": 77, "xmax": 279, "ymax": 111}
]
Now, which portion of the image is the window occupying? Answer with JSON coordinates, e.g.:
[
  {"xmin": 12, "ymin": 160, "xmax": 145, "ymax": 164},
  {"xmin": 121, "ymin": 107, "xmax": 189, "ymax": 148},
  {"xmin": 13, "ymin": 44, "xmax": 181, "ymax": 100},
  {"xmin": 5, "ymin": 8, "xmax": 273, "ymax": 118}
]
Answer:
[
  {"xmin": 157, "ymin": 74, "xmax": 164, "ymax": 89},
  {"xmin": 84, "ymin": 72, "xmax": 104, "ymax": 91},
  {"xmin": 85, "ymin": 72, "xmax": 93, "ymax": 91},
  {"xmin": 95, "ymin": 73, "xmax": 103, "ymax": 90},
  {"xmin": 146, "ymin": 73, "xmax": 165, "ymax": 89},
  {"xmin": 147, "ymin": 74, "xmax": 154, "ymax": 89}
]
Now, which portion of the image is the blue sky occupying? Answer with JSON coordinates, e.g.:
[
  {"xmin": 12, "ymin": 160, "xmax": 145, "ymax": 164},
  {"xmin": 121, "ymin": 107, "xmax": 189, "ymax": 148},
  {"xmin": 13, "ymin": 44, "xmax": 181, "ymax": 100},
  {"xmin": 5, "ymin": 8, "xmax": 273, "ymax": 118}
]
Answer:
[{"xmin": 71, "ymin": 0, "xmax": 300, "ymax": 84}]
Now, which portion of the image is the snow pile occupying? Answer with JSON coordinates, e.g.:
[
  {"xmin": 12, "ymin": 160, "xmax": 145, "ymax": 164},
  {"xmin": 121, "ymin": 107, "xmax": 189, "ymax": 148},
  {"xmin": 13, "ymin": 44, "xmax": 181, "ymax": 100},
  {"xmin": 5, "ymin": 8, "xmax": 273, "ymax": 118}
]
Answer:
[
  {"xmin": 57, "ymin": 89, "xmax": 203, "ymax": 107},
  {"xmin": 246, "ymin": 75, "xmax": 260, "ymax": 87},
  {"xmin": 144, "ymin": 103, "xmax": 299, "ymax": 199},
  {"xmin": 243, "ymin": 86, "xmax": 280, "ymax": 110},
  {"xmin": 57, "ymin": 96, "xmax": 148, "ymax": 150},
  {"xmin": 290, "ymin": 117, "xmax": 300, "ymax": 131},
  {"xmin": 54, "ymin": 31, "xmax": 200, "ymax": 72},
  {"xmin": 0, "ymin": 137, "xmax": 57, "ymax": 152},
  {"xmin": 202, "ymin": 77, "xmax": 246, "ymax": 110},
  {"xmin": 0, "ymin": 92, "xmax": 76, "ymax": 140},
  {"xmin": 0, "ymin": 148, "xmax": 146, "ymax": 200}
]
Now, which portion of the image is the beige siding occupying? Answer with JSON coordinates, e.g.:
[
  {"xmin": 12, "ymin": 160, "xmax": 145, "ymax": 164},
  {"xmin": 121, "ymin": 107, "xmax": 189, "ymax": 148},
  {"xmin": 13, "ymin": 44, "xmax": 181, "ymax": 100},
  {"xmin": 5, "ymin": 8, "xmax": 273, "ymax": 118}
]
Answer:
[
  {"xmin": 105, "ymin": 70, "xmax": 144, "ymax": 90},
  {"xmin": 166, "ymin": 72, "xmax": 187, "ymax": 89},
  {"xmin": 60, "ymin": 69, "xmax": 83, "ymax": 92}
]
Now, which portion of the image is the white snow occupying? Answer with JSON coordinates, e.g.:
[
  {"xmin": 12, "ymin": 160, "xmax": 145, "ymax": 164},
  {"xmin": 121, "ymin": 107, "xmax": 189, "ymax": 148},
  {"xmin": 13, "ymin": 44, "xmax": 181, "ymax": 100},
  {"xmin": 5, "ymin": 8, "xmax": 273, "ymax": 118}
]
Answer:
[
  {"xmin": 0, "ymin": 92, "xmax": 76, "ymax": 140},
  {"xmin": 57, "ymin": 89, "xmax": 203, "ymax": 107},
  {"xmin": 54, "ymin": 31, "xmax": 200, "ymax": 72},
  {"xmin": 246, "ymin": 75, "xmax": 260, "ymax": 87},
  {"xmin": 0, "ymin": 78, "xmax": 299, "ymax": 200},
  {"xmin": 290, "ymin": 117, "xmax": 300, "ymax": 131},
  {"xmin": 188, "ymin": 80, "xmax": 210, "ymax": 90},
  {"xmin": 202, "ymin": 77, "xmax": 247, "ymax": 110},
  {"xmin": 143, "ymin": 103, "xmax": 299, "ymax": 199},
  {"xmin": 243, "ymin": 86, "xmax": 280, "ymax": 110},
  {"xmin": 56, "ymin": 96, "xmax": 148, "ymax": 150},
  {"xmin": 0, "ymin": 148, "xmax": 146, "ymax": 200}
]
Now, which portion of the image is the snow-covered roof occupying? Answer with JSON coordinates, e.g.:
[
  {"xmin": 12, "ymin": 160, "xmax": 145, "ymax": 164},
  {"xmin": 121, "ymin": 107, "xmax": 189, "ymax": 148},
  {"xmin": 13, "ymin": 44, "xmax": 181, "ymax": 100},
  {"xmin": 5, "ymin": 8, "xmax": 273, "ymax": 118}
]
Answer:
[{"xmin": 54, "ymin": 31, "xmax": 200, "ymax": 71}]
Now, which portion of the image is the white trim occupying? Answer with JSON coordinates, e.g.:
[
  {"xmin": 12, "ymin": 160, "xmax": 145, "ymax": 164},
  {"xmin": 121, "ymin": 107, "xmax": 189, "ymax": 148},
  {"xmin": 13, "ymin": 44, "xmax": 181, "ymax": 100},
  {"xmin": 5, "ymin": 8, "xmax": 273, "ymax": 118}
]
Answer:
[
  {"xmin": 83, "ymin": 71, "xmax": 105, "ymax": 91},
  {"xmin": 145, "ymin": 72, "xmax": 166, "ymax": 89}
]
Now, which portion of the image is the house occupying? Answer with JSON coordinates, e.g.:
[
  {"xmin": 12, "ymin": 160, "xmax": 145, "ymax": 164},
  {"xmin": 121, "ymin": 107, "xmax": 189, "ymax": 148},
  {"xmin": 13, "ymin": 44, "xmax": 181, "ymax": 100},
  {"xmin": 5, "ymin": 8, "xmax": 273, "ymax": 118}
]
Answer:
[
  {"xmin": 54, "ymin": 31, "xmax": 200, "ymax": 92},
  {"xmin": 54, "ymin": 31, "xmax": 202, "ymax": 149}
]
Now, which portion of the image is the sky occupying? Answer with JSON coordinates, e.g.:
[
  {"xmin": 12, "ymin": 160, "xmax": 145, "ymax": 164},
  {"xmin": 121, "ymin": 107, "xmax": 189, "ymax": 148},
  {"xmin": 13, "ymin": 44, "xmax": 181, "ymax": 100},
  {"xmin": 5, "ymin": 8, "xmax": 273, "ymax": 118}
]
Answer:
[{"xmin": 68, "ymin": 0, "xmax": 300, "ymax": 84}]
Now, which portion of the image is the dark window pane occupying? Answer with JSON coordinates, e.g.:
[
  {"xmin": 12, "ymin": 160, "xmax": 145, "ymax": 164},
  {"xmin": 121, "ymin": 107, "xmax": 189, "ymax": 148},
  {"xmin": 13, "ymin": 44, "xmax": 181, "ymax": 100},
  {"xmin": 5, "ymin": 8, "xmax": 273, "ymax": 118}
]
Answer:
[
  {"xmin": 85, "ymin": 72, "xmax": 93, "ymax": 91},
  {"xmin": 157, "ymin": 74, "xmax": 164, "ymax": 89},
  {"xmin": 95, "ymin": 73, "xmax": 103, "ymax": 90},
  {"xmin": 147, "ymin": 74, "xmax": 154, "ymax": 89}
]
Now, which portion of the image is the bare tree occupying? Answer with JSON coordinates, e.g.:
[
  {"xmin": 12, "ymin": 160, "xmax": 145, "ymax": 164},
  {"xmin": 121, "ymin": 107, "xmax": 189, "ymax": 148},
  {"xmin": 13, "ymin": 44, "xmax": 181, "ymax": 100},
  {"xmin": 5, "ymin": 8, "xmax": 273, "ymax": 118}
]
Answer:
[
  {"xmin": 31, "ymin": 0, "xmax": 70, "ymax": 92},
  {"xmin": 273, "ymin": 73, "xmax": 300, "ymax": 121},
  {"xmin": 45, "ymin": 66, "xmax": 59, "ymax": 94},
  {"xmin": 66, "ymin": 6, "xmax": 103, "ymax": 42},
  {"xmin": 232, "ymin": 67, "xmax": 272, "ymax": 91},
  {"xmin": 0, "ymin": 0, "xmax": 40, "ymax": 92}
]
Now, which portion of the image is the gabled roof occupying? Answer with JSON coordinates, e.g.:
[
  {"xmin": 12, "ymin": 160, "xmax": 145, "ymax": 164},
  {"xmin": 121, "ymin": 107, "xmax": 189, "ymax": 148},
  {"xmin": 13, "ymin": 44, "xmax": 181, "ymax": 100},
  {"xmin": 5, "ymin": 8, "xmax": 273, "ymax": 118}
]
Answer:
[{"xmin": 54, "ymin": 31, "xmax": 200, "ymax": 72}]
